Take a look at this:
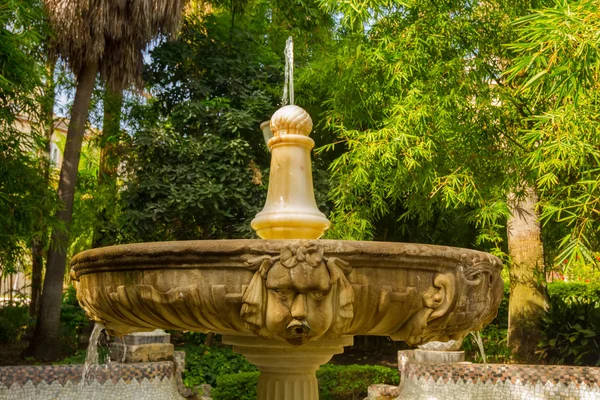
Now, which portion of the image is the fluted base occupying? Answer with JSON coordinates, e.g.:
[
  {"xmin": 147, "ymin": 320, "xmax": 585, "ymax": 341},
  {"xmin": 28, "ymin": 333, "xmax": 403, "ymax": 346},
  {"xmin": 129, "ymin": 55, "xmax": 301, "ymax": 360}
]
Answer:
[{"xmin": 222, "ymin": 335, "xmax": 353, "ymax": 400}]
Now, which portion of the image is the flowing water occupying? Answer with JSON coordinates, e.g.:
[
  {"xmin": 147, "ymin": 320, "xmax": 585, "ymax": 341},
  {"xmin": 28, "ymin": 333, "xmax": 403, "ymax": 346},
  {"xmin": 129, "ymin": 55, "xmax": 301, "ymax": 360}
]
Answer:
[
  {"xmin": 80, "ymin": 322, "xmax": 105, "ymax": 385},
  {"xmin": 282, "ymin": 36, "xmax": 294, "ymax": 106},
  {"xmin": 471, "ymin": 330, "xmax": 487, "ymax": 366},
  {"xmin": 118, "ymin": 335, "xmax": 127, "ymax": 363}
]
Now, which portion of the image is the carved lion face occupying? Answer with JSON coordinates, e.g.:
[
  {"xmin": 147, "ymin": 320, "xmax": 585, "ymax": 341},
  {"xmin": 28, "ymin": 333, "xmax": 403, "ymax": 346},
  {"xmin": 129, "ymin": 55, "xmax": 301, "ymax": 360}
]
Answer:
[{"xmin": 241, "ymin": 244, "xmax": 354, "ymax": 345}]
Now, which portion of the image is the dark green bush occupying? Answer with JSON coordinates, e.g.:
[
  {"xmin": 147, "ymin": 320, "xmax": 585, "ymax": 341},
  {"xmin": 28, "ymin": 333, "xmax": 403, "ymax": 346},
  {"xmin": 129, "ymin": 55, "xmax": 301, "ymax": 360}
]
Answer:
[
  {"xmin": 0, "ymin": 285, "xmax": 90, "ymax": 350},
  {"xmin": 462, "ymin": 323, "xmax": 510, "ymax": 363},
  {"xmin": 466, "ymin": 281, "xmax": 600, "ymax": 366},
  {"xmin": 60, "ymin": 285, "xmax": 91, "ymax": 350},
  {"xmin": 211, "ymin": 371, "xmax": 259, "ymax": 400},
  {"xmin": 180, "ymin": 343, "xmax": 257, "ymax": 388},
  {"xmin": 547, "ymin": 281, "xmax": 600, "ymax": 304},
  {"xmin": 538, "ymin": 295, "xmax": 600, "ymax": 366},
  {"xmin": 0, "ymin": 302, "xmax": 30, "ymax": 344},
  {"xmin": 318, "ymin": 364, "xmax": 399, "ymax": 400},
  {"xmin": 211, "ymin": 364, "xmax": 399, "ymax": 400}
]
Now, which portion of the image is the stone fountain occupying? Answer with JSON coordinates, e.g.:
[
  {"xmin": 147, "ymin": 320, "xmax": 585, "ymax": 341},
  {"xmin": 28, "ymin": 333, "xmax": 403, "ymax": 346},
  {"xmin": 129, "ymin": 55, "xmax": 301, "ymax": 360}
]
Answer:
[{"xmin": 71, "ymin": 105, "xmax": 504, "ymax": 400}]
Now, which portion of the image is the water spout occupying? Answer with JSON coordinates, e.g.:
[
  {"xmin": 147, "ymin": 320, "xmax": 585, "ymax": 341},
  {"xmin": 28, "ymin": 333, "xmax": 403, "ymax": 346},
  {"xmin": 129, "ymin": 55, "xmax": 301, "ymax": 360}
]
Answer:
[
  {"xmin": 470, "ymin": 330, "xmax": 487, "ymax": 366},
  {"xmin": 282, "ymin": 36, "xmax": 294, "ymax": 106},
  {"xmin": 81, "ymin": 322, "xmax": 105, "ymax": 385}
]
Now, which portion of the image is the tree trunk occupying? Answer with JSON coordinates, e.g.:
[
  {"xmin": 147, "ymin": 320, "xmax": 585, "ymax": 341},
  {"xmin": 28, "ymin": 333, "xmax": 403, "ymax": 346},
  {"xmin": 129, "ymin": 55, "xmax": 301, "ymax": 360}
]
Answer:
[
  {"xmin": 29, "ymin": 240, "xmax": 44, "ymax": 317},
  {"xmin": 25, "ymin": 61, "xmax": 98, "ymax": 361},
  {"xmin": 30, "ymin": 55, "xmax": 57, "ymax": 318},
  {"xmin": 92, "ymin": 88, "xmax": 122, "ymax": 248},
  {"xmin": 204, "ymin": 332, "xmax": 215, "ymax": 347},
  {"xmin": 507, "ymin": 187, "xmax": 548, "ymax": 363}
]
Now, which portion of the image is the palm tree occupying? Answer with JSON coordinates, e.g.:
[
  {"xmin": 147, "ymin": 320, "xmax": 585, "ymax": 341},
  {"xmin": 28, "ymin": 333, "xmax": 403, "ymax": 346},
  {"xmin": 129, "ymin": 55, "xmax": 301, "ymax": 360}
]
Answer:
[
  {"xmin": 26, "ymin": 0, "xmax": 186, "ymax": 360},
  {"xmin": 506, "ymin": 187, "xmax": 548, "ymax": 362}
]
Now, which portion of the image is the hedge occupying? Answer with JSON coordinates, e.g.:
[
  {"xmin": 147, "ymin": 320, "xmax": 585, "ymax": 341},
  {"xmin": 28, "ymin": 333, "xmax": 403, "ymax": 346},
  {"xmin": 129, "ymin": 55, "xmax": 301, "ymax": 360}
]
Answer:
[{"xmin": 211, "ymin": 364, "xmax": 399, "ymax": 400}]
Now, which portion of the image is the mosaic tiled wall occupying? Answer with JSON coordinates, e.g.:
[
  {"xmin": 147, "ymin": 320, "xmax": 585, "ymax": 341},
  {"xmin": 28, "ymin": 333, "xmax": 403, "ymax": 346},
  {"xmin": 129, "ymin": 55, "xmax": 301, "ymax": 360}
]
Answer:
[
  {"xmin": 402, "ymin": 350, "xmax": 600, "ymax": 400},
  {"xmin": 0, "ymin": 361, "xmax": 185, "ymax": 400},
  {"xmin": 368, "ymin": 350, "xmax": 600, "ymax": 400}
]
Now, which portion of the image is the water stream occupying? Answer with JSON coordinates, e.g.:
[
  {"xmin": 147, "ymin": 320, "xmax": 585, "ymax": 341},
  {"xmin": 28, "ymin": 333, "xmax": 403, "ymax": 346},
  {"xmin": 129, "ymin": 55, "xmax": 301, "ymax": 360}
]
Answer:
[
  {"xmin": 282, "ymin": 36, "xmax": 294, "ymax": 106},
  {"xmin": 470, "ymin": 330, "xmax": 487, "ymax": 366},
  {"xmin": 118, "ymin": 335, "xmax": 127, "ymax": 363},
  {"xmin": 80, "ymin": 322, "xmax": 105, "ymax": 385}
]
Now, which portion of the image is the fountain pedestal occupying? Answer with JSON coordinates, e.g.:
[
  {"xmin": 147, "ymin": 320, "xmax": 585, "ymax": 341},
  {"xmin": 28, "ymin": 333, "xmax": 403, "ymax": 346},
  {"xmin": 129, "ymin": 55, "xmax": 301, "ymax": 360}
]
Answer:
[{"xmin": 223, "ymin": 335, "xmax": 353, "ymax": 400}]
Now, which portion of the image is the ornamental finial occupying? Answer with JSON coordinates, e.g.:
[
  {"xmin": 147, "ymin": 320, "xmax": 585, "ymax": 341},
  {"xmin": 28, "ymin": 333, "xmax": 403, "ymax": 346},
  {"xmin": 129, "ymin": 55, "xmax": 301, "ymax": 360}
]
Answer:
[{"xmin": 270, "ymin": 105, "xmax": 312, "ymax": 137}]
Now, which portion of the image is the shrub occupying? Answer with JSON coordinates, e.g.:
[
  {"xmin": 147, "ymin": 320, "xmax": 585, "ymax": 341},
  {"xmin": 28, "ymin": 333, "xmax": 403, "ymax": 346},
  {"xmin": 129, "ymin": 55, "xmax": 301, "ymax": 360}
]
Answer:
[
  {"xmin": 462, "ymin": 281, "xmax": 600, "ymax": 365},
  {"xmin": 60, "ymin": 285, "xmax": 91, "ymax": 350},
  {"xmin": 318, "ymin": 364, "xmax": 399, "ymax": 400},
  {"xmin": 547, "ymin": 281, "xmax": 600, "ymax": 305},
  {"xmin": 462, "ymin": 323, "xmax": 510, "ymax": 364},
  {"xmin": 179, "ymin": 343, "xmax": 257, "ymax": 388},
  {"xmin": 537, "ymin": 296, "xmax": 600, "ymax": 366},
  {"xmin": 211, "ymin": 364, "xmax": 399, "ymax": 400},
  {"xmin": 0, "ymin": 303, "xmax": 30, "ymax": 344},
  {"xmin": 211, "ymin": 371, "xmax": 259, "ymax": 400}
]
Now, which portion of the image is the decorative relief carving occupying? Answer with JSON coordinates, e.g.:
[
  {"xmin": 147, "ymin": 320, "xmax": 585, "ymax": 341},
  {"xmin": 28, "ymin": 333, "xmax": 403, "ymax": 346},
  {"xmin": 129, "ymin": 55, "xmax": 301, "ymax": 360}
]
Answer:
[
  {"xmin": 391, "ymin": 252, "xmax": 503, "ymax": 345},
  {"xmin": 378, "ymin": 286, "xmax": 417, "ymax": 314},
  {"xmin": 72, "ymin": 240, "xmax": 503, "ymax": 346},
  {"xmin": 391, "ymin": 273, "xmax": 456, "ymax": 345},
  {"xmin": 240, "ymin": 241, "xmax": 354, "ymax": 345}
]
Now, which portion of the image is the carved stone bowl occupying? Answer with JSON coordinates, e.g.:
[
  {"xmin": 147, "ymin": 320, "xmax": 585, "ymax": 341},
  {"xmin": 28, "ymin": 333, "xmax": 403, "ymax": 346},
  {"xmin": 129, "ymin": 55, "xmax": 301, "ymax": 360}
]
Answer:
[{"xmin": 72, "ymin": 239, "xmax": 503, "ymax": 400}]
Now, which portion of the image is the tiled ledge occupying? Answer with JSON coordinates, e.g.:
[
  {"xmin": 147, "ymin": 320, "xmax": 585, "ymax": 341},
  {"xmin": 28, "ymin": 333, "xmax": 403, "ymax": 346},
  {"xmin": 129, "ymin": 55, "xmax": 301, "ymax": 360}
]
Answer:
[
  {"xmin": 0, "ymin": 361, "xmax": 174, "ymax": 387},
  {"xmin": 368, "ymin": 350, "xmax": 600, "ymax": 400},
  {"xmin": 398, "ymin": 350, "xmax": 600, "ymax": 389}
]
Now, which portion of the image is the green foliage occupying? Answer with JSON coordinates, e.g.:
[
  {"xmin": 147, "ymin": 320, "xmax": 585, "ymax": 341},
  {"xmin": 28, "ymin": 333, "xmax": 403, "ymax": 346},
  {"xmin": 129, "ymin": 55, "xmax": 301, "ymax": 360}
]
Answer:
[
  {"xmin": 468, "ymin": 281, "xmax": 600, "ymax": 365},
  {"xmin": 537, "ymin": 296, "xmax": 600, "ymax": 366},
  {"xmin": 507, "ymin": 0, "xmax": 600, "ymax": 267},
  {"xmin": 0, "ymin": 284, "xmax": 88, "ymax": 351},
  {"xmin": 0, "ymin": 0, "xmax": 57, "ymax": 271},
  {"xmin": 60, "ymin": 285, "xmax": 91, "ymax": 351},
  {"xmin": 463, "ymin": 324, "xmax": 511, "ymax": 364},
  {"xmin": 118, "ymin": 2, "xmax": 337, "ymax": 242},
  {"xmin": 0, "ymin": 133, "xmax": 58, "ymax": 271},
  {"xmin": 299, "ymin": 0, "xmax": 541, "ymax": 254},
  {"xmin": 548, "ymin": 281, "xmax": 600, "ymax": 303},
  {"xmin": 119, "ymin": 123, "xmax": 267, "ymax": 241},
  {"xmin": 462, "ymin": 283, "xmax": 511, "ymax": 363},
  {"xmin": 211, "ymin": 364, "xmax": 399, "ymax": 400},
  {"xmin": 537, "ymin": 281, "xmax": 600, "ymax": 366},
  {"xmin": 179, "ymin": 343, "xmax": 257, "ymax": 388},
  {"xmin": 318, "ymin": 364, "xmax": 399, "ymax": 400},
  {"xmin": 0, "ymin": 303, "xmax": 31, "ymax": 344},
  {"xmin": 0, "ymin": 0, "xmax": 45, "ymax": 119},
  {"xmin": 54, "ymin": 350, "xmax": 88, "ymax": 365},
  {"xmin": 119, "ymin": 10, "xmax": 283, "ymax": 241},
  {"xmin": 211, "ymin": 372, "xmax": 259, "ymax": 400}
]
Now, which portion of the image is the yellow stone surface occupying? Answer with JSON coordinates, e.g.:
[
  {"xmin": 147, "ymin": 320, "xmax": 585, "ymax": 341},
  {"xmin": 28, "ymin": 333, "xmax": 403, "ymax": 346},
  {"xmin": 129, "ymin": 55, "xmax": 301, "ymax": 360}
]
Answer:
[{"xmin": 251, "ymin": 105, "xmax": 330, "ymax": 239}]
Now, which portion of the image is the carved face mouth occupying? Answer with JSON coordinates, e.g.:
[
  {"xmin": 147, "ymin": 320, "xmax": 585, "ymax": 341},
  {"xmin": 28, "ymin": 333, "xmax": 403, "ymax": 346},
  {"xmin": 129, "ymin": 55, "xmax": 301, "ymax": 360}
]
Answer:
[
  {"xmin": 285, "ymin": 319, "xmax": 311, "ymax": 345},
  {"xmin": 287, "ymin": 319, "xmax": 310, "ymax": 337}
]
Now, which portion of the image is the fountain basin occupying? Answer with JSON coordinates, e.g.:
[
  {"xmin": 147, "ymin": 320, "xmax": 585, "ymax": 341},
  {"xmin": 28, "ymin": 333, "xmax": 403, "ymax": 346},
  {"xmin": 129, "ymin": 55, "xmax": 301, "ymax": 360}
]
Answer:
[
  {"xmin": 71, "ymin": 239, "xmax": 503, "ymax": 400},
  {"xmin": 72, "ymin": 239, "xmax": 502, "ymax": 344}
]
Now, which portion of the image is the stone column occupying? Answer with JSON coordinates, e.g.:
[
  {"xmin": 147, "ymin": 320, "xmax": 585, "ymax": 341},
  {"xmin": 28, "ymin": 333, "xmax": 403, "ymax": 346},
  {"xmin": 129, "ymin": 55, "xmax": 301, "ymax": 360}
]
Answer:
[{"xmin": 223, "ymin": 335, "xmax": 353, "ymax": 400}]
